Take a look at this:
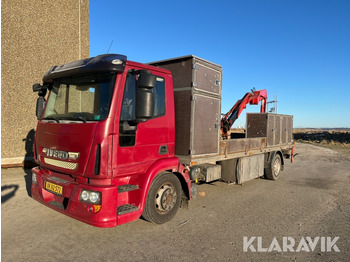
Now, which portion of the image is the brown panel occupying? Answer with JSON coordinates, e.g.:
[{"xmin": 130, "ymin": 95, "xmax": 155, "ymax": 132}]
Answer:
[
  {"xmin": 275, "ymin": 115, "xmax": 281, "ymax": 145},
  {"xmin": 149, "ymin": 55, "xmax": 223, "ymax": 158},
  {"xmin": 227, "ymin": 139, "xmax": 247, "ymax": 152},
  {"xmin": 287, "ymin": 116, "xmax": 293, "ymax": 142},
  {"xmin": 267, "ymin": 115, "xmax": 275, "ymax": 146},
  {"xmin": 153, "ymin": 59, "xmax": 193, "ymax": 88},
  {"xmin": 220, "ymin": 137, "xmax": 265, "ymax": 155},
  {"xmin": 246, "ymin": 114, "xmax": 268, "ymax": 138},
  {"xmin": 282, "ymin": 117, "xmax": 287, "ymax": 144},
  {"xmin": 174, "ymin": 90, "xmax": 192, "ymax": 155},
  {"xmin": 194, "ymin": 63, "xmax": 221, "ymax": 95},
  {"xmin": 247, "ymin": 113, "xmax": 293, "ymax": 146},
  {"xmin": 150, "ymin": 55, "xmax": 222, "ymax": 94},
  {"xmin": 192, "ymin": 95, "xmax": 220, "ymax": 155}
]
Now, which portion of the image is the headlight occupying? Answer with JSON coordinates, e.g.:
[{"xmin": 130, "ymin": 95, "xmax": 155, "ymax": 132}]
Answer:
[
  {"xmin": 89, "ymin": 192, "xmax": 99, "ymax": 203},
  {"xmin": 32, "ymin": 173, "xmax": 37, "ymax": 184},
  {"xmin": 81, "ymin": 190, "xmax": 89, "ymax": 201},
  {"xmin": 80, "ymin": 190, "xmax": 101, "ymax": 204}
]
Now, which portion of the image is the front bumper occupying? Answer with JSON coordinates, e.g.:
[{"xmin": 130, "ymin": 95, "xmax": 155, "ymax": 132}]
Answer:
[{"xmin": 31, "ymin": 167, "xmax": 118, "ymax": 227}]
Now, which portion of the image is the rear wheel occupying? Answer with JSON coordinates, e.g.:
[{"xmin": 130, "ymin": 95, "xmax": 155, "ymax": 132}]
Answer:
[
  {"xmin": 265, "ymin": 153, "xmax": 282, "ymax": 180},
  {"xmin": 142, "ymin": 172, "xmax": 181, "ymax": 224}
]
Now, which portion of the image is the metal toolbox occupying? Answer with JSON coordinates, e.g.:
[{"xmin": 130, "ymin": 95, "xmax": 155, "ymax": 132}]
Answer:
[
  {"xmin": 150, "ymin": 55, "xmax": 222, "ymax": 159},
  {"xmin": 236, "ymin": 154, "xmax": 264, "ymax": 184},
  {"xmin": 246, "ymin": 113, "xmax": 293, "ymax": 146},
  {"xmin": 197, "ymin": 163, "xmax": 222, "ymax": 182}
]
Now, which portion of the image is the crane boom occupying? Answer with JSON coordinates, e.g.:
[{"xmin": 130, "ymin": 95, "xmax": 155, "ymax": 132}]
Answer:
[{"xmin": 221, "ymin": 89, "xmax": 267, "ymax": 139}]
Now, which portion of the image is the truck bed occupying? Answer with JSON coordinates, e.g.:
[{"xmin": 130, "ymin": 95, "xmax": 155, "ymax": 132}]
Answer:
[
  {"xmin": 177, "ymin": 113, "xmax": 294, "ymax": 165},
  {"xmin": 178, "ymin": 137, "xmax": 293, "ymax": 165}
]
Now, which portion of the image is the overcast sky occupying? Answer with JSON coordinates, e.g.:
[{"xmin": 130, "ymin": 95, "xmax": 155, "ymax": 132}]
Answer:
[{"xmin": 90, "ymin": 0, "xmax": 350, "ymax": 128}]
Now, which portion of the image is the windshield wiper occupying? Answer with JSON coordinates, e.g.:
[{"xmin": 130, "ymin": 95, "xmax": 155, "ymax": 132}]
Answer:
[
  {"xmin": 44, "ymin": 115, "xmax": 88, "ymax": 123},
  {"xmin": 43, "ymin": 116, "xmax": 60, "ymax": 123},
  {"xmin": 77, "ymin": 116, "xmax": 87, "ymax": 123},
  {"xmin": 69, "ymin": 115, "xmax": 87, "ymax": 123}
]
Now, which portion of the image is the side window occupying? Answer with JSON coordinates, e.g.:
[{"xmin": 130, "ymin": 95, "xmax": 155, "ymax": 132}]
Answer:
[
  {"xmin": 120, "ymin": 73, "xmax": 136, "ymax": 121},
  {"xmin": 154, "ymin": 77, "xmax": 166, "ymax": 117},
  {"xmin": 119, "ymin": 72, "xmax": 166, "ymax": 147},
  {"xmin": 119, "ymin": 73, "xmax": 137, "ymax": 147}
]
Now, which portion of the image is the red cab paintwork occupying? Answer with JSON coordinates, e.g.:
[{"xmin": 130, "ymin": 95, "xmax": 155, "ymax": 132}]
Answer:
[{"xmin": 31, "ymin": 60, "xmax": 191, "ymax": 227}]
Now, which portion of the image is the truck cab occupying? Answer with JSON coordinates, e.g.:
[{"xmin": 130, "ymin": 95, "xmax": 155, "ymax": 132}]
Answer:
[{"xmin": 31, "ymin": 54, "xmax": 191, "ymax": 227}]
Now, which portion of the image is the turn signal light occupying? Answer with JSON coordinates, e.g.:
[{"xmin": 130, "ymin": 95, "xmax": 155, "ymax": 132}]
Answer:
[
  {"xmin": 87, "ymin": 204, "xmax": 101, "ymax": 213},
  {"xmin": 93, "ymin": 205, "xmax": 101, "ymax": 213}
]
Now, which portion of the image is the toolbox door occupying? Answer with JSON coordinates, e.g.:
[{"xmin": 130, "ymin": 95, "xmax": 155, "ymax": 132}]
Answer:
[{"xmin": 191, "ymin": 94, "xmax": 220, "ymax": 156}]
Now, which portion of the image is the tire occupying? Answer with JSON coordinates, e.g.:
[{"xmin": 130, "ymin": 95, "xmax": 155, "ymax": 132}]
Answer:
[
  {"xmin": 142, "ymin": 172, "xmax": 181, "ymax": 224},
  {"xmin": 265, "ymin": 153, "xmax": 282, "ymax": 180}
]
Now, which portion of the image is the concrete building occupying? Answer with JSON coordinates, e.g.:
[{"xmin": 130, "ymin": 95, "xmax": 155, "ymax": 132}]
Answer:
[{"xmin": 1, "ymin": 0, "xmax": 89, "ymax": 166}]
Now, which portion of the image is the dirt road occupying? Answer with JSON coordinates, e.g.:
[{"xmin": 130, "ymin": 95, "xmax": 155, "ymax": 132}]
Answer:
[{"xmin": 2, "ymin": 143, "xmax": 350, "ymax": 261}]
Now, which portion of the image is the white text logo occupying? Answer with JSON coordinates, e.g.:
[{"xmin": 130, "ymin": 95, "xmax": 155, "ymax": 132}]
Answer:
[{"xmin": 243, "ymin": 237, "xmax": 340, "ymax": 252}]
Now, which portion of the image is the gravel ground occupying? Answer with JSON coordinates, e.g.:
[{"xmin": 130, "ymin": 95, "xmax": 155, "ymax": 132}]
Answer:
[{"xmin": 2, "ymin": 143, "xmax": 350, "ymax": 261}]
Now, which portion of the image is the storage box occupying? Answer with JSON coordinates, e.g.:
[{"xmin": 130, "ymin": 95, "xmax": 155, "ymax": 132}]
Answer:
[
  {"xmin": 150, "ymin": 55, "xmax": 222, "ymax": 159},
  {"xmin": 198, "ymin": 163, "xmax": 221, "ymax": 182},
  {"xmin": 236, "ymin": 154, "xmax": 264, "ymax": 184},
  {"xmin": 246, "ymin": 113, "xmax": 293, "ymax": 146}
]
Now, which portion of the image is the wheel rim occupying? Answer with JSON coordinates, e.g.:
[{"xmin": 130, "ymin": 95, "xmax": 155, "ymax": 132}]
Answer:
[
  {"xmin": 155, "ymin": 183, "xmax": 177, "ymax": 214},
  {"xmin": 273, "ymin": 157, "xmax": 281, "ymax": 177}
]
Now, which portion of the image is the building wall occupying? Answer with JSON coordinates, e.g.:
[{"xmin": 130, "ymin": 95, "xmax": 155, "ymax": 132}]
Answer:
[{"xmin": 1, "ymin": 0, "xmax": 89, "ymax": 164}]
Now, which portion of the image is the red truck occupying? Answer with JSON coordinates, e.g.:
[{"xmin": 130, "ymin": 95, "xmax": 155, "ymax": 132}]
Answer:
[{"xmin": 31, "ymin": 54, "xmax": 294, "ymax": 227}]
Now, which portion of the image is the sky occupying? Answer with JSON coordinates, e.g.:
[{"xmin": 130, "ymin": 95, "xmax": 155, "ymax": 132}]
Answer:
[{"xmin": 90, "ymin": 0, "xmax": 350, "ymax": 128}]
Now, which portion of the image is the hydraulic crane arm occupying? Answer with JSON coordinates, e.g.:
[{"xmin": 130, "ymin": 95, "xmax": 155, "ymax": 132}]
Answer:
[{"xmin": 221, "ymin": 89, "xmax": 267, "ymax": 139}]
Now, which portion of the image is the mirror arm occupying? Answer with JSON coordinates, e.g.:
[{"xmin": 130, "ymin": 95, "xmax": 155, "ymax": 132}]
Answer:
[{"xmin": 33, "ymin": 83, "xmax": 48, "ymax": 97}]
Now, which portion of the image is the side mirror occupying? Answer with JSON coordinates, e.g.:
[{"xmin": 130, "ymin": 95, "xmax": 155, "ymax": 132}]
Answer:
[
  {"xmin": 33, "ymin": 83, "xmax": 47, "ymax": 97},
  {"xmin": 36, "ymin": 97, "xmax": 45, "ymax": 119},
  {"xmin": 138, "ymin": 70, "xmax": 156, "ymax": 89},
  {"xmin": 135, "ymin": 71, "xmax": 156, "ymax": 122},
  {"xmin": 33, "ymin": 83, "xmax": 42, "ymax": 92}
]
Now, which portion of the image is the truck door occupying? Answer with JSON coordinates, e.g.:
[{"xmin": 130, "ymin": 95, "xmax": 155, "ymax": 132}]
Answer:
[{"xmin": 115, "ymin": 70, "xmax": 170, "ymax": 176}]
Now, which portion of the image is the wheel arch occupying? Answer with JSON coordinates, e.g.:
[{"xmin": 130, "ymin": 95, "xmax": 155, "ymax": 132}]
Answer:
[
  {"xmin": 173, "ymin": 171, "xmax": 190, "ymax": 200},
  {"xmin": 275, "ymin": 150, "xmax": 284, "ymax": 170},
  {"xmin": 139, "ymin": 157, "xmax": 190, "ymax": 213},
  {"xmin": 266, "ymin": 150, "xmax": 284, "ymax": 170}
]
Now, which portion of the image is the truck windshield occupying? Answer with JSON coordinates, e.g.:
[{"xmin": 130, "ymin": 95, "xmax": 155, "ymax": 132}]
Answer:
[{"xmin": 42, "ymin": 73, "xmax": 116, "ymax": 122}]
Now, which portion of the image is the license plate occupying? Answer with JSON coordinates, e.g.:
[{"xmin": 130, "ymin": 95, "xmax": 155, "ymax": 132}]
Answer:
[{"xmin": 45, "ymin": 181, "xmax": 63, "ymax": 195}]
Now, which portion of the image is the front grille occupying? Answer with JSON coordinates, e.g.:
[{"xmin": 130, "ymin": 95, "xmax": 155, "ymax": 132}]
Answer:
[{"xmin": 44, "ymin": 157, "xmax": 78, "ymax": 170}]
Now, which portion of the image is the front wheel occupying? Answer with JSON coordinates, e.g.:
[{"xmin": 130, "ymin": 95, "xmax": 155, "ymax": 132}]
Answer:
[
  {"xmin": 265, "ymin": 153, "xmax": 282, "ymax": 180},
  {"xmin": 142, "ymin": 172, "xmax": 181, "ymax": 224}
]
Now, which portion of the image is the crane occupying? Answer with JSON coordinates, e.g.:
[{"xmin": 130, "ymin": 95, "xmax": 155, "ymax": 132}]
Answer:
[{"xmin": 221, "ymin": 88, "xmax": 267, "ymax": 139}]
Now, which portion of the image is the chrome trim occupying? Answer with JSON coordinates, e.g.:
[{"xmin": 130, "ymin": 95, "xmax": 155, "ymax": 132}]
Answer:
[{"xmin": 44, "ymin": 158, "xmax": 78, "ymax": 170}]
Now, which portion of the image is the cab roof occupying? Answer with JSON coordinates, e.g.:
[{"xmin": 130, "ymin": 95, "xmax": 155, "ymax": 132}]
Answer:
[{"xmin": 42, "ymin": 54, "xmax": 171, "ymax": 83}]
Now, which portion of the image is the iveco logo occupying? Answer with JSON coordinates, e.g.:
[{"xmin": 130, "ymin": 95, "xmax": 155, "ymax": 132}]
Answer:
[{"xmin": 42, "ymin": 148, "xmax": 80, "ymax": 160}]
